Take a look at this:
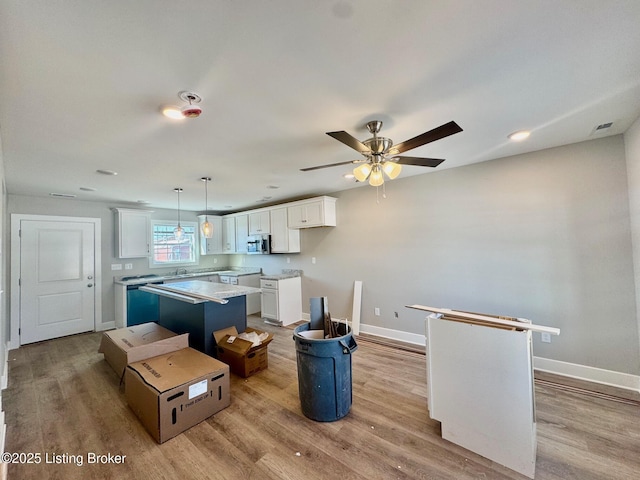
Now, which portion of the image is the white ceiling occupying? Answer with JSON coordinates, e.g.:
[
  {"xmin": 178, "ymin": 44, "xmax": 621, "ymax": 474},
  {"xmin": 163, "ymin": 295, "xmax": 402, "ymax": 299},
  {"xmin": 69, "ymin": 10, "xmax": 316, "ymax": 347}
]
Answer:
[{"xmin": 1, "ymin": 1, "xmax": 640, "ymax": 212}]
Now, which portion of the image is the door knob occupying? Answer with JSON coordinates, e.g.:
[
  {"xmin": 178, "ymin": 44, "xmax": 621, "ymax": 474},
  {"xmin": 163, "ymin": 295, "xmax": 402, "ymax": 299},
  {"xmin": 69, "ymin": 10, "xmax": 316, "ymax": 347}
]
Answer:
[
  {"xmin": 87, "ymin": 275, "xmax": 93, "ymax": 280},
  {"xmin": 87, "ymin": 283, "xmax": 94, "ymax": 288}
]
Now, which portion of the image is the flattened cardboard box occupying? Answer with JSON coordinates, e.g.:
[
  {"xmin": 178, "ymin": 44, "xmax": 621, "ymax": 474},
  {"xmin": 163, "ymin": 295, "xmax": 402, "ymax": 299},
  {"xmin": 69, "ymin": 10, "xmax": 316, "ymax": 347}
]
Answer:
[
  {"xmin": 99, "ymin": 322, "xmax": 189, "ymax": 381},
  {"xmin": 125, "ymin": 347, "xmax": 230, "ymax": 443},
  {"xmin": 213, "ymin": 326, "xmax": 274, "ymax": 378}
]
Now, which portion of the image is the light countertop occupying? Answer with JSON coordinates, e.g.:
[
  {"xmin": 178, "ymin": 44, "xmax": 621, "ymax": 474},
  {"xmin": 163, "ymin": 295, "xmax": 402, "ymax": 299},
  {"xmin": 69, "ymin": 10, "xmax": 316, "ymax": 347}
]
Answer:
[{"xmin": 141, "ymin": 280, "xmax": 262, "ymax": 303}]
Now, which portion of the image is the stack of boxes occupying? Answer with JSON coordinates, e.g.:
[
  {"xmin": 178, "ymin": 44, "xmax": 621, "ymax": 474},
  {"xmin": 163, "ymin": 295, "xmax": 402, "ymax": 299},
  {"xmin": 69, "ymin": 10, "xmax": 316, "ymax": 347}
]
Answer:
[{"xmin": 99, "ymin": 322, "xmax": 273, "ymax": 443}]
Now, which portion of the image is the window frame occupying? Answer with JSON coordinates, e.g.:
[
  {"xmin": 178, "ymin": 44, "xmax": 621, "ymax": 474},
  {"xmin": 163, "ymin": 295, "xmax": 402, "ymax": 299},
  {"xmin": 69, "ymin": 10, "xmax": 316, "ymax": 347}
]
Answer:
[{"xmin": 148, "ymin": 220, "xmax": 199, "ymax": 269}]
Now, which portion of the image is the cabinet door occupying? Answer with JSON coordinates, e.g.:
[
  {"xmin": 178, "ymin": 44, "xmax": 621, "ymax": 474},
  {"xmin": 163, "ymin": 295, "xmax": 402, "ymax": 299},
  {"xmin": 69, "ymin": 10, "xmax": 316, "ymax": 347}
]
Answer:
[
  {"xmin": 249, "ymin": 211, "xmax": 271, "ymax": 235},
  {"xmin": 261, "ymin": 289, "xmax": 278, "ymax": 320},
  {"xmin": 222, "ymin": 216, "xmax": 236, "ymax": 253},
  {"xmin": 235, "ymin": 214, "xmax": 249, "ymax": 254},
  {"xmin": 198, "ymin": 215, "xmax": 222, "ymax": 255},
  {"xmin": 116, "ymin": 209, "xmax": 151, "ymax": 258},
  {"xmin": 287, "ymin": 201, "xmax": 322, "ymax": 228},
  {"xmin": 270, "ymin": 207, "xmax": 300, "ymax": 253}
]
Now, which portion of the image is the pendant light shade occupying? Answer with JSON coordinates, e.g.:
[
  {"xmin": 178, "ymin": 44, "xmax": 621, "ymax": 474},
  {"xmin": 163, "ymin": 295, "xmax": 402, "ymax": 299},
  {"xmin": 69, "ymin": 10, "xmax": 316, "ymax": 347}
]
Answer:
[
  {"xmin": 174, "ymin": 187, "xmax": 184, "ymax": 240},
  {"xmin": 200, "ymin": 177, "xmax": 213, "ymax": 238}
]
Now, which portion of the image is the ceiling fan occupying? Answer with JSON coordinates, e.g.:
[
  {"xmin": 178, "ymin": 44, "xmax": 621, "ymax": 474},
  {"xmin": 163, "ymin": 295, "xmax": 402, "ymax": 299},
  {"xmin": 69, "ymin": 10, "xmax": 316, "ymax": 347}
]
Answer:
[{"xmin": 301, "ymin": 120, "xmax": 463, "ymax": 186}]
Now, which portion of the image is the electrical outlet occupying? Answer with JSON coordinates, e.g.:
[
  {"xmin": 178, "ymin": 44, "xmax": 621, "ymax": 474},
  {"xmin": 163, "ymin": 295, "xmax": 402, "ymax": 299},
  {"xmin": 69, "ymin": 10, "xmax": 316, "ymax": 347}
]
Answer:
[
  {"xmin": 312, "ymin": 257, "xmax": 316, "ymax": 264},
  {"xmin": 213, "ymin": 258, "xmax": 218, "ymax": 264},
  {"xmin": 541, "ymin": 332, "xmax": 551, "ymax": 343},
  {"xmin": 287, "ymin": 257, "xmax": 291, "ymax": 264},
  {"xmin": 124, "ymin": 263, "xmax": 133, "ymax": 270},
  {"xmin": 374, "ymin": 307, "xmax": 380, "ymax": 316},
  {"xmin": 111, "ymin": 264, "xmax": 122, "ymax": 271}
]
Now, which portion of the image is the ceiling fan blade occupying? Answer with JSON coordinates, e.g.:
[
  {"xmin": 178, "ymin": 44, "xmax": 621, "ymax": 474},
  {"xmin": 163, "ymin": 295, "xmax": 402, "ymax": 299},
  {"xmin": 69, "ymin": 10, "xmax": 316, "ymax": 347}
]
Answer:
[
  {"xmin": 300, "ymin": 159, "xmax": 361, "ymax": 172},
  {"xmin": 394, "ymin": 156, "xmax": 445, "ymax": 168},
  {"xmin": 389, "ymin": 121, "xmax": 463, "ymax": 155},
  {"xmin": 326, "ymin": 131, "xmax": 371, "ymax": 155}
]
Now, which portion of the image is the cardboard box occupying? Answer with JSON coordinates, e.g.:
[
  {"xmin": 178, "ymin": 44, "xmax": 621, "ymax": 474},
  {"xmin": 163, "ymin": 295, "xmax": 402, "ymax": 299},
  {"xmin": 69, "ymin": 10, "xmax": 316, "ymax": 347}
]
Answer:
[
  {"xmin": 213, "ymin": 327, "xmax": 274, "ymax": 378},
  {"xmin": 125, "ymin": 347, "xmax": 230, "ymax": 443},
  {"xmin": 99, "ymin": 322, "xmax": 189, "ymax": 380}
]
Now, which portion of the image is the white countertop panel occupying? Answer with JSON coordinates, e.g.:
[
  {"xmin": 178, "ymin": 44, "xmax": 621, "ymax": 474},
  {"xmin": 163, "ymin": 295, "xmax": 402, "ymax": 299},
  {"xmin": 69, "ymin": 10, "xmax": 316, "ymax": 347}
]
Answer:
[{"xmin": 149, "ymin": 280, "xmax": 262, "ymax": 302}]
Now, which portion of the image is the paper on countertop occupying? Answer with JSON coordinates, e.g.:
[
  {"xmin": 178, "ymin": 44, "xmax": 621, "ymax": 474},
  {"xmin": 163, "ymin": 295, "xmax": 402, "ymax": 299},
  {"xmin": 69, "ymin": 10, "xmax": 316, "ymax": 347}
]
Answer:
[{"xmin": 237, "ymin": 331, "xmax": 270, "ymax": 347}]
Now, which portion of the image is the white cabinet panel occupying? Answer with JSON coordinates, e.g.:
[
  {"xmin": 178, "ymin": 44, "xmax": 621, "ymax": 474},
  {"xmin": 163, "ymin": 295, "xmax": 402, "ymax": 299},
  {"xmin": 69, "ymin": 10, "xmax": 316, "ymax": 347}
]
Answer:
[
  {"xmin": 235, "ymin": 214, "xmax": 249, "ymax": 254},
  {"xmin": 270, "ymin": 207, "xmax": 300, "ymax": 253},
  {"xmin": 222, "ymin": 216, "xmax": 236, "ymax": 253},
  {"xmin": 113, "ymin": 208, "xmax": 152, "ymax": 258},
  {"xmin": 287, "ymin": 196, "xmax": 336, "ymax": 228},
  {"xmin": 249, "ymin": 210, "xmax": 270, "ymax": 235}
]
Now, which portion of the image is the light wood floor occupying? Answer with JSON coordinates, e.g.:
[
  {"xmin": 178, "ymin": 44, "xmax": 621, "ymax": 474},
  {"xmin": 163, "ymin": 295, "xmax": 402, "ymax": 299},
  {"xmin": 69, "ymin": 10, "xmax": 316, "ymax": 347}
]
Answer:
[{"xmin": 4, "ymin": 316, "xmax": 640, "ymax": 479}]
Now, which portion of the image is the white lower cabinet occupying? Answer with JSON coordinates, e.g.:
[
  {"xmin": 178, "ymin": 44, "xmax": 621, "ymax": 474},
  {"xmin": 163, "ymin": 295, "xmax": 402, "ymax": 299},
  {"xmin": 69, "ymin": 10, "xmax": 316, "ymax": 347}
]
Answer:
[{"xmin": 260, "ymin": 276, "xmax": 301, "ymax": 326}]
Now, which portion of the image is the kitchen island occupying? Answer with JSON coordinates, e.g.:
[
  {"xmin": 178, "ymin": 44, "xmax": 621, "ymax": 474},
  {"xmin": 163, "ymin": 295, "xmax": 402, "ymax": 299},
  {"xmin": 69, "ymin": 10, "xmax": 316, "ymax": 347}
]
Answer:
[{"xmin": 140, "ymin": 280, "xmax": 262, "ymax": 357}]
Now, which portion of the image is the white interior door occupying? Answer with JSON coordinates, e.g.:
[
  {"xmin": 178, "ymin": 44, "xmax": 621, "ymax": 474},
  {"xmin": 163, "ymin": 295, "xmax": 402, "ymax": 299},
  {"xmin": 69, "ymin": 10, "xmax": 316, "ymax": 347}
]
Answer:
[{"xmin": 20, "ymin": 219, "xmax": 96, "ymax": 344}]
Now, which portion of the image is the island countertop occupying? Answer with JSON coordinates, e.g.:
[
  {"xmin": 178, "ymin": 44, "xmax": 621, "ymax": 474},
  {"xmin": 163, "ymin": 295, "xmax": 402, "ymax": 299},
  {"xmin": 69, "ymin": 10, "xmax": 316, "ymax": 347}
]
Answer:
[{"xmin": 140, "ymin": 280, "xmax": 261, "ymax": 304}]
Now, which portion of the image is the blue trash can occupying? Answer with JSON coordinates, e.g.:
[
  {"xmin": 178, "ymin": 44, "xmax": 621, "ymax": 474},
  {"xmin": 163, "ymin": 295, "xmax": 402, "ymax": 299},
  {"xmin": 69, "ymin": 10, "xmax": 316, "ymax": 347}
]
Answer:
[{"xmin": 293, "ymin": 322, "xmax": 358, "ymax": 422}]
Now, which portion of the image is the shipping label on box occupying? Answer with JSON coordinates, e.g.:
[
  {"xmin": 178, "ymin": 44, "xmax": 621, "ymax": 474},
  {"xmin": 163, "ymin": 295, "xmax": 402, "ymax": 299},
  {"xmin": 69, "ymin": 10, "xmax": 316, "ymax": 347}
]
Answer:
[
  {"xmin": 99, "ymin": 322, "xmax": 189, "ymax": 380},
  {"xmin": 213, "ymin": 327, "xmax": 274, "ymax": 378},
  {"xmin": 125, "ymin": 347, "xmax": 230, "ymax": 443}
]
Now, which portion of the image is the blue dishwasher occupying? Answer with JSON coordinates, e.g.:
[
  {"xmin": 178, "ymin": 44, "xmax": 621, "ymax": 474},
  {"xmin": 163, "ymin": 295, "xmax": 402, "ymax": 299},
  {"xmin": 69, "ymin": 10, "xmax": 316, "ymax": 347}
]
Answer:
[{"xmin": 126, "ymin": 282, "xmax": 162, "ymax": 326}]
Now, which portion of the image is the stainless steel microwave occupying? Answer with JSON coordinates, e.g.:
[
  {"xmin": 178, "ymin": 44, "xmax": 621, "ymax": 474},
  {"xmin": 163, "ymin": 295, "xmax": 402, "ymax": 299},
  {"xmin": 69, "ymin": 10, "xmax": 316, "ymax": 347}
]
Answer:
[{"xmin": 247, "ymin": 234, "xmax": 271, "ymax": 254}]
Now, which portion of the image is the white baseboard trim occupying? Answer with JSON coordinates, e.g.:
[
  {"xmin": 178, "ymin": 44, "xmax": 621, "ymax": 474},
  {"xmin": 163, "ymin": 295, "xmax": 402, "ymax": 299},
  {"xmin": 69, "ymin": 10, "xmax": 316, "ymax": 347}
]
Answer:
[
  {"xmin": 533, "ymin": 357, "xmax": 640, "ymax": 393},
  {"xmin": 356, "ymin": 323, "xmax": 640, "ymax": 393},
  {"xmin": 359, "ymin": 323, "xmax": 425, "ymax": 346}
]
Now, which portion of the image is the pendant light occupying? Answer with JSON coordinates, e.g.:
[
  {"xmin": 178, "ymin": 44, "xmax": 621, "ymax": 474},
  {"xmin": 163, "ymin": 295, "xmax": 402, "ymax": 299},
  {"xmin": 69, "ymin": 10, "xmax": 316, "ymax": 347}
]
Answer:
[
  {"xmin": 174, "ymin": 187, "xmax": 184, "ymax": 240},
  {"xmin": 200, "ymin": 177, "xmax": 213, "ymax": 238}
]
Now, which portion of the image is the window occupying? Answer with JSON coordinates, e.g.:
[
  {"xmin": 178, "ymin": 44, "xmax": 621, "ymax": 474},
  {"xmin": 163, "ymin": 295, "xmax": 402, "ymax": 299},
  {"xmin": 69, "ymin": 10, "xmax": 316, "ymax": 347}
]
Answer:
[{"xmin": 149, "ymin": 221, "xmax": 198, "ymax": 268}]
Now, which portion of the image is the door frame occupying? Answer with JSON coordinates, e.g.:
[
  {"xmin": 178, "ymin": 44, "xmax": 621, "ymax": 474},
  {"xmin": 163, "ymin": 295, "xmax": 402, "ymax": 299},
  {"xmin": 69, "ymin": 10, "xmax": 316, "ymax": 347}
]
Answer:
[{"xmin": 10, "ymin": 214, "xmax": 102, "ymax": 349}]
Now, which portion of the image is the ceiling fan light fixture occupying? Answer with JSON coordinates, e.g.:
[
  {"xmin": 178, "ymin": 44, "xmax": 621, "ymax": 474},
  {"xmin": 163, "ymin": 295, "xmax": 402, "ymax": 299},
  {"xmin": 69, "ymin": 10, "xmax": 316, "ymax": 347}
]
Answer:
[
  {"xmin": 382, "ymin": 161, "xmax": 402, "ymax": 179},
  {"xmin": 368, "ymin": 165, "xmax": 384, "ymax": 187},
  {"xmin": 353, "ymin": 163, "xmax": 372, "ymax": 182}
]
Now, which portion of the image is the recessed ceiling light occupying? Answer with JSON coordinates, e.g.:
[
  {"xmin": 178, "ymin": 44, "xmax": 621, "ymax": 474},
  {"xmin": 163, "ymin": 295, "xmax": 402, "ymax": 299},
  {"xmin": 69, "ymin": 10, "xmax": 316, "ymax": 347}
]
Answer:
[
  {"xmin": 96, "ymin": 169, "xmax": 118, "ymax": 176},
  {"xmin": 508, "ymin": 130, "xmax": 530, "ymax": 141},
  {"xmin": 80, "ymin": 187, "xmax": 97, "ymax": 192},
  {"xmin": 266, "ymin": 185, "xmax": 280, "ymax": 189},
  {"xmin": 161, "ymin": 106, "xmax": 184, "ymax": 120},
  {"xmin": 343, "ymin": 173, "xmax": 355, "ymax": 179},
  {"xmin": 137, "ymin": 200, "xmax": 151, "ymax": 204}
]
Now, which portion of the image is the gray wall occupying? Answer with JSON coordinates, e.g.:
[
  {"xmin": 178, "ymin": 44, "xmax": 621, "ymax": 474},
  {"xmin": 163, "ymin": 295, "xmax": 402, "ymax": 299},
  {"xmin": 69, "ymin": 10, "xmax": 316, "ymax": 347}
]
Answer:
[
  {"xmin": 245, "ymin": 135, "xmax": 640, "ymax": 376},
  {"xmin": 5, "ymin": 134, "xmax": 640, "ymax": 376}
]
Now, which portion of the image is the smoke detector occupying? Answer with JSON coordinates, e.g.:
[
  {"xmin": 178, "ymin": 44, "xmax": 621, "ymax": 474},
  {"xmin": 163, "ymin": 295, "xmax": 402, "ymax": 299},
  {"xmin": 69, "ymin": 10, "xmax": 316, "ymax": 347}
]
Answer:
[{"xmin": 178, "ymin": 91, "xmax": 202, "ymax": 118}]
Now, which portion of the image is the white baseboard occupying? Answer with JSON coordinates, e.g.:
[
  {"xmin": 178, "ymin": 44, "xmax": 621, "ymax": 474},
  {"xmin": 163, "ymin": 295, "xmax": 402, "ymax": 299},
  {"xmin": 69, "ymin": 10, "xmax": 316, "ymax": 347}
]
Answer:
[
  {"xmin": 357, "ymin": 323, "xmax": 640, "ymax": 394},
  {"xmin": 534, "ymin": 357, "xmax": 640, "ymax": 393}
]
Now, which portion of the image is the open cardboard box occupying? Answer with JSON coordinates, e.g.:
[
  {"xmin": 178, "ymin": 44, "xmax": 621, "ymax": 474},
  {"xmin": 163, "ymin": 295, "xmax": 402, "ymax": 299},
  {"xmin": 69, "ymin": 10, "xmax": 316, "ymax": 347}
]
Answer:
[
  {"xmin": 99, "ymin": 322, "xmax": 189, "ymax": 381},
  {"xmin": 125, "ymin": 347, "xmax": 230, "ymax": 443},
  {"xmin": 213, "ymin": 327, "xmax": 274, "ymax": 378}
]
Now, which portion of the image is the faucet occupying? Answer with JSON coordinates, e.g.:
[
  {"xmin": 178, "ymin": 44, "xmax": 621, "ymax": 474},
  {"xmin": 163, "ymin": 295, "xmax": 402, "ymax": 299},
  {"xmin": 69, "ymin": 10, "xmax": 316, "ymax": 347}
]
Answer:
[{"xmin": 175, "ymin": 268, "xmax": 188, "ymax": 275}]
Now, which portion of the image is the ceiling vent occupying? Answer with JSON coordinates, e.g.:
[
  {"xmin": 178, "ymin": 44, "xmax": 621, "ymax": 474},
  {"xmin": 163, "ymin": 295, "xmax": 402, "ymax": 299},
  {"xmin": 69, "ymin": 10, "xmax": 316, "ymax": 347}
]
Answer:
[{"xmin": 590, "ymin": 122, "xmax": 614, "ymax": 136}]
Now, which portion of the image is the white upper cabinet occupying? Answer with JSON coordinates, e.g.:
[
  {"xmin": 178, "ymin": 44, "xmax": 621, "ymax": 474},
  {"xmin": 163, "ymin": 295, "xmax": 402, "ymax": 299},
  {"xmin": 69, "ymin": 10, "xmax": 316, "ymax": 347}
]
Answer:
[
  {"xmin": 249, "ymin": 210, "xmax": 271, "ymax": 235},
  {"xmin": 270, "ymin": 207, "xmax": 300, "ymax": 253},
  {"xmin": 113, "ymin": 208, "xmax": 152, "ymax": 258},
  {"xmin": 235, "ymin": 214, "xmax": 249, "ymax": 254},
  {"xmin": 222, "ymin": 216, "xmax": 237, "ymax": 253},
  {"xmin": 287, "ymin": 196, "xmax": 337, "ymax": 228},
  {"xmin": 197, "ymin": 215, "xmax": 223, "ymax": 255}
]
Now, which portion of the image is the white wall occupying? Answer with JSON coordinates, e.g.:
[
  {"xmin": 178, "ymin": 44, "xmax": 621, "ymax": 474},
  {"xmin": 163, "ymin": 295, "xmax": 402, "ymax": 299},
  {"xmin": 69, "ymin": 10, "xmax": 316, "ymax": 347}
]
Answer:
[
  {"xmin": 625, "ymin": 115, "xmax": 640, "ymax": 374},
  {"xmin": 245, "ymin": 135, "xmax": 640, "ymax": 376}
]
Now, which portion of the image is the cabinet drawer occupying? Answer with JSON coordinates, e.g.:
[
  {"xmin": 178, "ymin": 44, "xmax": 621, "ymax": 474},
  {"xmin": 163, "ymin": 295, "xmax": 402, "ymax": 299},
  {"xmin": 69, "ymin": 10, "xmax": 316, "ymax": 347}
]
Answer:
[{"xmin": 260, "ymin": 279, "xmax": 278, "ymax": 289}]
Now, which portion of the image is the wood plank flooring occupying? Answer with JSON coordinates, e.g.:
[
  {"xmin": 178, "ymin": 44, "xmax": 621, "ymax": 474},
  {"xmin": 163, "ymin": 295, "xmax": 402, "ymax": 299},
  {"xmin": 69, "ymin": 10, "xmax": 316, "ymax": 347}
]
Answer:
[{"xmin": 3, "ymin": 316, "xmax": 640, "ymax": 479}]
